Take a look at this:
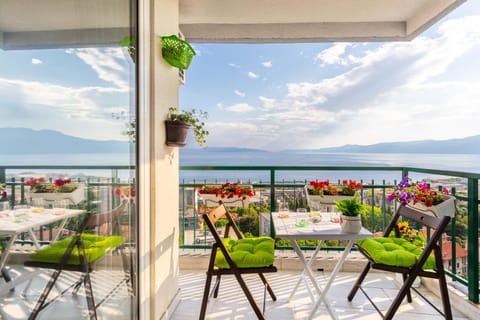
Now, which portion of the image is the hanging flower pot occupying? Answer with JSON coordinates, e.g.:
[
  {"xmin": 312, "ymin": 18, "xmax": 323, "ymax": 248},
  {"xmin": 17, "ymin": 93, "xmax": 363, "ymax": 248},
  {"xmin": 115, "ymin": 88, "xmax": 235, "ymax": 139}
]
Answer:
[
  {"xmin": 161, "ymin": 35, "xmax": 196, "ymax": 70},
  {"xmin": 165, "ymin": 120, "xmax": 190, "ymax": 147}
]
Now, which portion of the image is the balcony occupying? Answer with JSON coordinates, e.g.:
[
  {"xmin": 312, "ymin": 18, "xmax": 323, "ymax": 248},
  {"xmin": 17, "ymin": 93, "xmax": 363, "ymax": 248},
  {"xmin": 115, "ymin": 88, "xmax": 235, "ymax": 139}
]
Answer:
[{"xmin": 1, "ymin": 164, "xmax": 479, "ymax": 318}]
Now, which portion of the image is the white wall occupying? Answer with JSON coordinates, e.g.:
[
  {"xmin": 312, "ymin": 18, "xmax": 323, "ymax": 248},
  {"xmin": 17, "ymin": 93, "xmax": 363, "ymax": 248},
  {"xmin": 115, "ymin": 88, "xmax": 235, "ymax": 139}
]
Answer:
[{"xmin": 151, "ymin": 0, "xmax": 181, "ymax": 318}]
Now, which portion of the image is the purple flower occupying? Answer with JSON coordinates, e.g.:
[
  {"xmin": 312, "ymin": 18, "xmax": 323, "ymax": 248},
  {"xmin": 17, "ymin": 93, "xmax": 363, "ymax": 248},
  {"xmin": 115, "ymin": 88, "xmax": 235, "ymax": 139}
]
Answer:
[
  {"xmin": 399, "ymin": 191, "xmax": 409, "ymax": 203},
  {"xmin": 398, "ymin": 176, "xmax": 411, "ymax": 189},
  {"xmin": 387, "ymin": 192, "xmax": 396, "ymax": 203}
]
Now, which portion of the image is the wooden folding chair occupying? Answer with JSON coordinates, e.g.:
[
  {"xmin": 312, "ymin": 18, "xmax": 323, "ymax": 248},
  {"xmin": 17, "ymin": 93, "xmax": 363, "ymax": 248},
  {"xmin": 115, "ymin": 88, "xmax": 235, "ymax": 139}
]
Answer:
[
  {"xmin": 24, "ymin": 200, "xmax": 131, "ymax": 320},
  {"xmin": 348, "ymin": 203, "xmax": 453, "ymax": 319},
  {"xmin": 199, "ymin": 203, "xmax": 277, "ymax": 320}
]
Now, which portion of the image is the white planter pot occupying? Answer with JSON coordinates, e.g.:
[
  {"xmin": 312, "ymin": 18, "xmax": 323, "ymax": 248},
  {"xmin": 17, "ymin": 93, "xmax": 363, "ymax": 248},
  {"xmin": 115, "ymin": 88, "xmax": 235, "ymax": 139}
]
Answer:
[
  {"xmin": 30, "ymin": 184, "xmax": 85, "ymax": 204},
  {"xmin": 407, "ymin": 194, "xmax": 456, "ymax": 217},
  {"xmin": 199, "ymin": 193, "xmax": 251, "ymax": 208},
  {"xmin": 305, "ymin": 185, "xmax": 354, "ymax": 210},
  {"xmin": 339, "ymin": 214, "xmax": 362, "ymax": 233}
]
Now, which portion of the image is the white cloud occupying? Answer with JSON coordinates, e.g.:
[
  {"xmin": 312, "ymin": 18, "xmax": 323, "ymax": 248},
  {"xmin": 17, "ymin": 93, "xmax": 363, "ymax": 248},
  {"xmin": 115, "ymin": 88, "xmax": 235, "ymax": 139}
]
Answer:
[
  {"xmin": 74, "ymin": 48, "xmax": 129, "ymax": 90},
  {"xmin": 228, "ymin": 63, "xmax": 240, "ymax": 68},
  {"xmin": 261, "ymin": 61, "xmax": 272, "ymax": 68},
  {"xmin": 315, "ymin": 43, "xmax": 354, "ymax": 66},
  {"xmin": 234, "ymin": 89, "xmax": 246, "ymax": 97},
  {"xmin": 224, "ymin": 103, "xmax": 255, "ymax": 113},
  {"xmin": 31, "ymin": 58, "xmax": 42, "ymax": 65},
  {"xmin": 247, "ymin": 71, "xmax": 259, "ymax": 79}
]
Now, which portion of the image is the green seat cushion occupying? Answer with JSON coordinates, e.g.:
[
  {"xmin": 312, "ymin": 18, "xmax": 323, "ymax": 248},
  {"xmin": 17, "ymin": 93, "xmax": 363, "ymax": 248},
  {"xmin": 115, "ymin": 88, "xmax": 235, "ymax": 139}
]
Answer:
[
  {"xmin": 356, "ymin": 237, "xmax": 436, "ymax": 270},
  {"xmin": 31, "ymin": 234, "xmax": 124, "ymax": 265},
  {"xmin": 215, "ymin": 236, "xmax": 275, "ymax": 269}
]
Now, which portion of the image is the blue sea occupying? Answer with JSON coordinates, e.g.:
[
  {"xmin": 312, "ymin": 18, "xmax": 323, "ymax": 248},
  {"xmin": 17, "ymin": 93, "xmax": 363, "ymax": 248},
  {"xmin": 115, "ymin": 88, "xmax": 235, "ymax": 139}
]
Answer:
[{"xmin": 1, "ymin": 151, "xmax": 480, "ymax": 183}]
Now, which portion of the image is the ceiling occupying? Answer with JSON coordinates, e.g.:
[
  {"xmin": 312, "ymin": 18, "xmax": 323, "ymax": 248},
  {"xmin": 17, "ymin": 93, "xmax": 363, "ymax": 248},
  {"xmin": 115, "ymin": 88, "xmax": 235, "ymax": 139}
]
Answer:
[
  {"xmin": 0, "ymin": 0, "xmax": 467, "ymax": 49},
  {"xmin": 180, "ymin": 0, "xmax": 467, "ymax": 43}
]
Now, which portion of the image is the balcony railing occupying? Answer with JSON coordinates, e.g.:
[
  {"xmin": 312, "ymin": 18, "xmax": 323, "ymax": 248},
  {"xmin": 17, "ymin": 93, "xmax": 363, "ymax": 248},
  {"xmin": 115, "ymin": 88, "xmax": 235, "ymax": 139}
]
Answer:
[
  {"xmin": 179, "ymin": 165, "xmax": 480, "ymax": 305},
  {"xmin": 1, "ymin": 164, "xmax": 478, "ymax": 305}
]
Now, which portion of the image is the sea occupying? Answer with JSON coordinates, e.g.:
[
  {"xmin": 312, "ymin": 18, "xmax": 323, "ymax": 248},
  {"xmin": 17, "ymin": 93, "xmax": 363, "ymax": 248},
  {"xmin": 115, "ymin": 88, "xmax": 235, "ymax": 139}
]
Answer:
[{"xmin": 1, "ymin": 151, "xmax": 480, "ymax": 184}]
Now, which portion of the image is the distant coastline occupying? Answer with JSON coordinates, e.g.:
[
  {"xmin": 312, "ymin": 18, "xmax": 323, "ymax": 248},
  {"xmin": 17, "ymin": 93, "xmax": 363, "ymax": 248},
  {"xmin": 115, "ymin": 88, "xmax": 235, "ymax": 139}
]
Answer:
[{"xmin": 2, "ymin": 127, "xmax": 480, "ymax": 155}]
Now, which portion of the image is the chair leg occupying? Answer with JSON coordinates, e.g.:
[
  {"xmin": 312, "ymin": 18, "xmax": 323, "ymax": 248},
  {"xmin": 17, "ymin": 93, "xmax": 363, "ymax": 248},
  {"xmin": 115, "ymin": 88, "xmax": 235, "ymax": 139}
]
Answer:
[
  {"xmin": 435, "ymin": 247, "xmax": 453, "ymax": 320},
  {"xmin": 199, "ymin": 271, "xmax": 213, "ymax": 320},
  {"xmin": 28, "ymin": 269, "xmax": 63, "ymax": 320},
  {"xmin": 401, "ymin": 273, "xmax": 412, "ymax": 303},
  {"xmin": 258, "ymin": 273, "xmax": 277, "ymax": 301},
  {"xmin": 213, "ymin": 275, "xmax": 221, "ymax": 298},
  {"xmin": 233, "ymin": 273, "xmax": 265, "ymax": 320},
  {"xmin": 348, "ymin": 263, "xmax": 371, "ymax": 301},
  {"xmin": 384, "ymin": 274, "xmax": 418, "ymax": 320}
]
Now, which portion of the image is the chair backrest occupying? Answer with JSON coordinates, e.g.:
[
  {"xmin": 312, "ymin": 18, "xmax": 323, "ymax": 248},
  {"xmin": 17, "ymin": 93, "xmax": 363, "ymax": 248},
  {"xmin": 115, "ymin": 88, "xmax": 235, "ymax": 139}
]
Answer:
[
  {"xmin": 384, "ymin": 204, "xmax": 451, "ymax": 269},
  {"xmin": 84, "ymin": 199, "xmax": 128, "ymax": 235},
  {"xmin": 203, "ymin": 202, "xmax": 243, "ymax": 240}
]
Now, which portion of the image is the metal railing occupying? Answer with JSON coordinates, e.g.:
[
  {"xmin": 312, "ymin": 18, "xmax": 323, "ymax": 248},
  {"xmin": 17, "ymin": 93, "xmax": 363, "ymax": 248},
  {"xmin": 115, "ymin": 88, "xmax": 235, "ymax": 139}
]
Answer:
[
  {"xmin": 0, "ymin": 165, "xmax": 134, "ymax": 246},
  {"xmin": 179, "ymin": 165, "xmax": 480, "ymax": 304}
]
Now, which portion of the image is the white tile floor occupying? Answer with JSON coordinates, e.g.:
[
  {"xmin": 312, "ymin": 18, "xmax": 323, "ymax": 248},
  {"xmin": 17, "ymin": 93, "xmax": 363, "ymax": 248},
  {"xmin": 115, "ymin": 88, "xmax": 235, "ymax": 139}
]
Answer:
[
  {"xmin": 1, "ymin": 267, "xmax": 474, "ymax": 319},
  {"xmin": 173, "ymin": 271, "xmax": 472, "ymax": 320},
  {"xmin": 0, "ymin": 266, "xmax": 134, "ymax": 320}
]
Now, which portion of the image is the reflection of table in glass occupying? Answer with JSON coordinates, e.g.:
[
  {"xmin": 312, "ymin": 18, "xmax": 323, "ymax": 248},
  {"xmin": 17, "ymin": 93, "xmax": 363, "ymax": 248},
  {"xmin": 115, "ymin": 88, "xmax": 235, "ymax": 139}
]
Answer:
[
  {"xmin": 272, "ymin": 211, "xmax": 372, "ymax": 319},
  {"xmin": 0, "ymin": 208, "xmax": 84, "ymax": 294}
]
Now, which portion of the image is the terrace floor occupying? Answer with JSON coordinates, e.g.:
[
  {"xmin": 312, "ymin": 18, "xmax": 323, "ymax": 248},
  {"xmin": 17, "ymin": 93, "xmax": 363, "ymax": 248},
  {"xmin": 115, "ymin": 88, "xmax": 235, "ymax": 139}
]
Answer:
[
  {"xmin": 173, "ymin": 271, "xmax": 473, "ymax": 320},
  {"xmin": 0, "ymin": 259, "xmax": 477, "ymax": 319}
]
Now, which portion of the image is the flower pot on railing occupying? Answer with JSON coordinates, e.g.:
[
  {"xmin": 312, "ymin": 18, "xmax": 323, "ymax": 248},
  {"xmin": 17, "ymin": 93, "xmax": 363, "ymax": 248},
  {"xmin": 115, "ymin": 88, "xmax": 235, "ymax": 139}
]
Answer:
[
  {"xmin": 198, "ymin": 183, "xmax": 254, "ymax": 208},
  {"xmin": 199, "ymin": 193, "xmax": 251, "ymax": 208},
  {"xmin": 407, "ymin": 194, "xmax": 456, "ymax": 217},
  {"xmin": 305, "ymin": 185, "xmax": 354, "ymax": 209},
  {"xmin": 30, "ymin": 184, "xmax": 85, "ymax": 204}
]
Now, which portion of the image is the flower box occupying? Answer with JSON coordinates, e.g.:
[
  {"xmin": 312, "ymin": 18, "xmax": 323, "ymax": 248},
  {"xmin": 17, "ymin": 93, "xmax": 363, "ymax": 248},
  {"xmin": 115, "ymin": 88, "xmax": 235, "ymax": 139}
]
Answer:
[
  {"xmin": 30, "ymin": 184, "xmax": 85, "ymax": 205},
  {"xmin": 305, "ymin": 185, "xmax": 354, "ymax": 209},
  {"xmin": 198, "ymin": 183, "xmax": 254, "ymax": 208},
  {"xmin": 199, "ymin": 193, "xmax": 251, "ymax": 208},
  {"xmin": 407, "ymin": 194, "xmax": 456, "ymax": 217}
]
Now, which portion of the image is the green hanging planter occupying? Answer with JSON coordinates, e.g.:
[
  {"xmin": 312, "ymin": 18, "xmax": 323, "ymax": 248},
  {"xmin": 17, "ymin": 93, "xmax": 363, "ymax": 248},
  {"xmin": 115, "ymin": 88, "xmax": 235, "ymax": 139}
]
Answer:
[{"xmin": 161, "ymin": 35, "xmax": 196, "ymax": 70}]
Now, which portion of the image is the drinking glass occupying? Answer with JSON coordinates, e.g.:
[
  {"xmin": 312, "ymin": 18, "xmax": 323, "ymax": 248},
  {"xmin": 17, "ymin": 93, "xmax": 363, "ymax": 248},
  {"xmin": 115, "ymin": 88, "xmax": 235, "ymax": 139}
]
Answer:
[
  {"xmin": 53, "ymin": 199, "xmax": 69, "ymax": 209},
  {"xmin": 31, "ymin": 198, "xmax": 45, "ymax": 208},
  {"xmin": 0, "ymin": 201, "xmax": 9, "ymax": 211}
]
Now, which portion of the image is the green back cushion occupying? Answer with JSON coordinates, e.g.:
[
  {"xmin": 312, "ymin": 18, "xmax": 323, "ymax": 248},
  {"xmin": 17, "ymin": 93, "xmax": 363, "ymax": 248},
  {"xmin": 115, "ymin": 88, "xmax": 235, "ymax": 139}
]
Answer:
[
  {"xmin": 215, "ymin": 236, "xmax": 275, "ymax": 269},
  {"xmin": 356, "ymin": 237, "xmax": 436, "ymax": 270},
  {"xmin": 31, "ymin": 234, "xmax": 124, "ymax": 265}
]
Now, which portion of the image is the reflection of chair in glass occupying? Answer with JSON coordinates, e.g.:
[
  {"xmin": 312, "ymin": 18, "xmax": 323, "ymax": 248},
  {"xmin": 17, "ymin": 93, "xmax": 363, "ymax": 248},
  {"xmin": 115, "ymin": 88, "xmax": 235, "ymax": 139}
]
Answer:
[
  {"xmin": 24, "ymin": 200, "xmax": 130, "ymax": 320},
  {"xmin": 348, "ymin": 204, "xmax": 453, "ymax": 320},
  {"xmin": 199, "ymin": 202, "xmax": 277, "ymax": 320}
]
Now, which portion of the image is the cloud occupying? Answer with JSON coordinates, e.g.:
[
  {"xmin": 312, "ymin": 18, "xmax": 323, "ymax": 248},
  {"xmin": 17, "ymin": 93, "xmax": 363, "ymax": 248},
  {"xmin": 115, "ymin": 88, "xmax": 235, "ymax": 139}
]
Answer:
[
  {"xmin": 261, "ymin": 61, "xmax": 272, "ymax": 68},
  {"xmin": 234, "ymin": 89, "xmax": 246, "ymax": 97},
  {"xmin": 31, "ymin": 58, "xmax": 42, "ymax": 65},
  {"xmin": 228, "ymin": 63, "xmax": 240, "ymax": 68},
  {"xmin": 74, "ymin": 48, "xmax": 130, "ymax": 90},
  {"xmin": 315, "ymin": 43, "xmax": 354, "ymax": 66},
  {"xmin": 210, "ymin": 15, "xmax": 480, "ymax": 150},
  {"xmin": 247, "ymin": 71, "xmax": 259, "ymax": 79},
  {"xmin": 224, "ymin": 103, "xmax": 255, "ymax": 113}
]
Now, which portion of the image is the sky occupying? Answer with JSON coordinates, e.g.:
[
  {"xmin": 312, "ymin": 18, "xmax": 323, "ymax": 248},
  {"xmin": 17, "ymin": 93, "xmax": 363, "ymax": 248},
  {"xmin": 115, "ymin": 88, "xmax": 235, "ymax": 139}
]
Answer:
[{"xmin": 1, "ymin": 1, "xmax": 480, "ymax": 151}]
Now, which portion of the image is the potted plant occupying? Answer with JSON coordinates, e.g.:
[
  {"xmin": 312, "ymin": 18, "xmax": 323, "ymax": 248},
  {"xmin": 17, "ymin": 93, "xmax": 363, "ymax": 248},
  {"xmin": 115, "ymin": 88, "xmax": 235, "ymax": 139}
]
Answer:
[
  {"xmin": 165, "ymin": 107, "xmax": 209, "ymax": 147},
  {"xmin": 305, "ymin": 179, "xmax": 363, "ymax": 209},
  {"xmin": 335, "ymin": 196, "xmax": 364, "ymax": 233},
  {"xmin": 25, "ymin": 177, "xmax": 85, "ymax": 204},
  {"xmin": 387, "ymin": 176, "xmax": 456, "ymax": 217},
  {"xmin": 198, "ymin": 182, "xmax": 255, "ymax": 207}
]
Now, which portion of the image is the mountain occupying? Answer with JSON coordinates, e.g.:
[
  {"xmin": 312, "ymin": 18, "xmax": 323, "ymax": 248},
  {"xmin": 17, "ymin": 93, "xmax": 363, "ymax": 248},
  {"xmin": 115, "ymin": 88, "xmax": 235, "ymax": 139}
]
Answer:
[
  {"xmin": 0, "ymin": 128, "xmax": 130, "ymax": 154},
  {"xmin": 289, "ymin": 135, "xmax": 480, "ymax": 154}
]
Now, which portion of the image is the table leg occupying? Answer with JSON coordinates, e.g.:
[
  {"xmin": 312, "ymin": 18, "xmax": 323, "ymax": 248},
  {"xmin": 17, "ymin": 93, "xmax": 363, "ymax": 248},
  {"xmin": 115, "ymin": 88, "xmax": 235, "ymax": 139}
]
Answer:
[
  {"xmin": 308, "ymin": 240, "xmax": 355, "ymax": 319},
  {"xmin": 288, "ymin": 240, "xmax": 324, "ymax": 302},
  {"xmin": 289, "ymin": 241, "xmax": 328, "ymax": 306}
]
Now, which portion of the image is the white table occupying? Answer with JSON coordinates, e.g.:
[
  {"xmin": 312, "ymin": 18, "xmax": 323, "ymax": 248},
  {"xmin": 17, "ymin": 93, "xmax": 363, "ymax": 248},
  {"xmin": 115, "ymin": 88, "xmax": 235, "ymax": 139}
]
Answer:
[
  {"xmin": 272, "ymin": 211, "xmax": 372, "ymax": 319},
  {"xmin": 0, "ymin": 207, "xmax": 85, "ymax": 293}
]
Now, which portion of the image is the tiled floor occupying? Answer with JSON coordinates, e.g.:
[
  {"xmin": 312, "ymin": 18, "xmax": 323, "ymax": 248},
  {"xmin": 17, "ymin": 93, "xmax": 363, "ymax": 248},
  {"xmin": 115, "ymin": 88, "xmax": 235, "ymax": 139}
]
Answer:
[
  {"xmin": 173, "ymin": 271, "xmax": 471, "ymax": 320},
  {"xmin": 1, "ymin": 267, "xmax": 474, "ymax": 319},
  {"xmin": 0, "ymin": 266, "xmax": 134, "ymax": 319}
]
